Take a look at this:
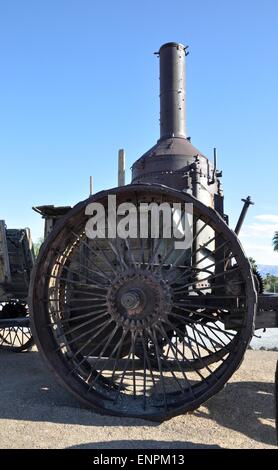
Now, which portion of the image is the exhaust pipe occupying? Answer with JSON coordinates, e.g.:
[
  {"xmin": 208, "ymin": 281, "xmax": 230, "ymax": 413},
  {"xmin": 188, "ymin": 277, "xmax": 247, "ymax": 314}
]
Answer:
[{"xmin": 159, "ymin": 42, "xmax": 188, "ymax": 140}]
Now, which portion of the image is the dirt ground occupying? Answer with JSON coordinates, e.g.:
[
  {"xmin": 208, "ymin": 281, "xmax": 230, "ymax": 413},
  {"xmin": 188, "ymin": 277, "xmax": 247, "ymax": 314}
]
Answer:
[{"xmin": 0, "ymin": 348, "xmax": 277, "ymax": 449}]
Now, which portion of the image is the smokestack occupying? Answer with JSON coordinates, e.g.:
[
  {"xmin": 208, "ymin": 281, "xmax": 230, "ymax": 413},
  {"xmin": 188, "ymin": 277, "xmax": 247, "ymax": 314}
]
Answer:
[{"xmin": 159, "ymin": 42, "xmax": 187, "ymax": 140}]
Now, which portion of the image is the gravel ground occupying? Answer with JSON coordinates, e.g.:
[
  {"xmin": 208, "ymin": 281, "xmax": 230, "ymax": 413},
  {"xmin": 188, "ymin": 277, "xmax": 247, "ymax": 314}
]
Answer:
[{"xmin": 0, "ymin": 348, "xmax": 277, "ymax": 449}]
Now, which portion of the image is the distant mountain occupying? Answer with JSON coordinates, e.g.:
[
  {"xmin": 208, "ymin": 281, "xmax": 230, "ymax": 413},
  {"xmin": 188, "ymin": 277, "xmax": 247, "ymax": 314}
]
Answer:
[{"xmin": 257, "ymin": 264, "xmax": 278, "ymax": 277}]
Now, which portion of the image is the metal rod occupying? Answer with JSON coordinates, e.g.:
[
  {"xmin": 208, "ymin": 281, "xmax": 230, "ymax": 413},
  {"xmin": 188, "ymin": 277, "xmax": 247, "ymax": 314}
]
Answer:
[
  {"xmin": 214, "ymin": 148, "xmax": 217, "ymax": 167},
  {"xmin": 89, "ymin": 176, "xmax": 93, "ymax": 196},
  {"xmin": 118, "ymin": 149, "xmax": 125, "ymax": 186},
  {"xmin": 212, "ymin": 147, "xmax": 217, "ymax": 183},
  {"xmin": 0, "ymin": 317, "xmax": 30, "ymax": 328},
  {"xmin": 234, "ymin": 196, "xmax": 254, "ymax": 235},
  {"xmin": 208, "ymin": 148, "xmax": 217, "ymax": 185}
]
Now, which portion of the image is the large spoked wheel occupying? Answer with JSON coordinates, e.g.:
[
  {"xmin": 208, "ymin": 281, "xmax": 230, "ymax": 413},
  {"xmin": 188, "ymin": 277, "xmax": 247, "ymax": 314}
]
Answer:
[
  {"xmin": 30, "ymin": 184, "xmax": 256, "ymax": 420},
  {"xmin": 0, "ymin": 302, "xmax": 34, "ymax": 352}
]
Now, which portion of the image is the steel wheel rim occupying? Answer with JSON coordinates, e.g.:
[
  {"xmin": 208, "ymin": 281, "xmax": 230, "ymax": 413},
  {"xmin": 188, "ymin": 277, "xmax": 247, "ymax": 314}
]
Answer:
[{"xmin": 30, "ymin": 184, "xmax": 256, "ymax": 420}]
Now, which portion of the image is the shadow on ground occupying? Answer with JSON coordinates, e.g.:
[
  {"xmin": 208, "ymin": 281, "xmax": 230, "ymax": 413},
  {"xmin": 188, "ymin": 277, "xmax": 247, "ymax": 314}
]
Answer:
[
  {"xmin": 67, "ymin": 440, "xmax": 221, "ymax": 449},
  {"xmin": 0, "ymin": 349, "xmax": 276, "ymax": 446},
  {"xmin": 198, "ymin": 381, "xmax": 277, "ymax": 447}
]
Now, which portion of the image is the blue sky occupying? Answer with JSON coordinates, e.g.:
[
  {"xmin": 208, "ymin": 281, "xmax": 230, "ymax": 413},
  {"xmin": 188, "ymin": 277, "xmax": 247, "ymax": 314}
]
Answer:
[{"xmin": 0, "ymin": 0, "xmax": 277, "ymax": 264}]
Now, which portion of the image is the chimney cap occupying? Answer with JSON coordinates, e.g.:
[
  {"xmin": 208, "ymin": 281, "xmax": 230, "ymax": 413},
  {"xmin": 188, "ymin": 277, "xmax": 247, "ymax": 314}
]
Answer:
[{"xmin": 159, "ymin": 42, "xmax": 188, "ymax": 53}]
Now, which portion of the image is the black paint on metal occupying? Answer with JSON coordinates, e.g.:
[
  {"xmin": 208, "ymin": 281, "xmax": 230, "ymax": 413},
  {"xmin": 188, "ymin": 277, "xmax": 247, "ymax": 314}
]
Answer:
[
  {"xmin": 0, "ymin": 317, "xmax": 30, "ymax": 328},
  {"xmin": 159, "ymin": 42, "xmax": 187, "ymax": 140}
]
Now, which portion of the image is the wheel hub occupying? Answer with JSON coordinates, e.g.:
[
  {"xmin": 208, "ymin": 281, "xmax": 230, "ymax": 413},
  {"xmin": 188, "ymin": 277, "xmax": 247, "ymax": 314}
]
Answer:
[
  {"xmin": 120, "ymin": 289, "xmax": 145, "ymax": 313},
  {"xmin": 107, "ymin": 269, "xmax": 172, "ymax": 329}
]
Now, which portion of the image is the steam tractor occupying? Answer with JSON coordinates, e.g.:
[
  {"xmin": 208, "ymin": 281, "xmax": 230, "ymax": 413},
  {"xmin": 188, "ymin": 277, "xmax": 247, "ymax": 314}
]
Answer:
[{"xmin": 28, "ymin": 43, "xmax": 278, "ymax": 421}]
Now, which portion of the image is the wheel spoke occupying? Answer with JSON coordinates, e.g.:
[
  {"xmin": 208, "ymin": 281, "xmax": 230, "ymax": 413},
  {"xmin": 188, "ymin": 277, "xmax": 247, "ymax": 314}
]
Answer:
[
  {"xmin": 155, "ymin": 323, "xmax": 195, "ymax": 396},
  {"xmin": 113, "ymin": 335, "xmax": 137, "ymax": 404},
  {"xmin": 57, "ymin": 310, "xmax": 110, "ymax": 337},
  {"xmin": 57, "ymin": 317, "xmax": 113, "ymax": 351},
  {"xmin": 149, "ymin": 327, "xmax": 168, "ymax": 410}
]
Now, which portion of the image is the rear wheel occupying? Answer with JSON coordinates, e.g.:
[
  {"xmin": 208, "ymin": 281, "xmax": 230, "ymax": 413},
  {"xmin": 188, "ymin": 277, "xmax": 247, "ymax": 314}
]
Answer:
[{"xmin": 30, "ymin": 185, "xmax": 256, "ymax": 420}]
